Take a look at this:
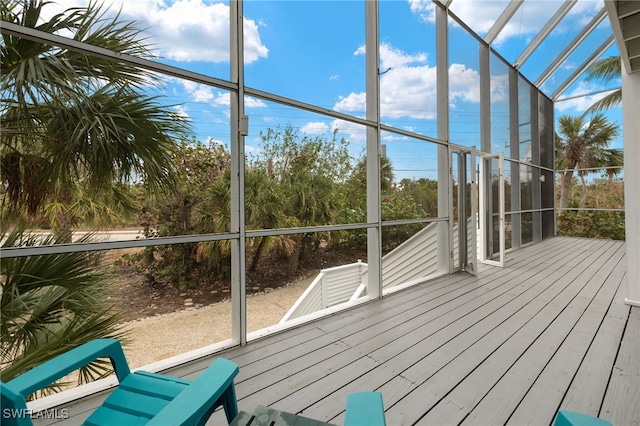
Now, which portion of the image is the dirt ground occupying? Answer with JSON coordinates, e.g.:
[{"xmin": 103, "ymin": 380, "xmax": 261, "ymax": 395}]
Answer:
[
  {"xmin": 109, "ymin": 248, "xmax": 366, "ymax": 368},
  {"xmin": 118, "ymin": 274, "xmax": 315, "ymax": 369}
]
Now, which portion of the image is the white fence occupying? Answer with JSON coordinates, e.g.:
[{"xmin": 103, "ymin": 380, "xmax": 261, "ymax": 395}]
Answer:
[
  {"xmin": 279, "ymin": 261, "xmax": 367, "ymax": 323},
  {"xmin": 281, "ymin": 223, "xmax": 441, "ymax": 322}
]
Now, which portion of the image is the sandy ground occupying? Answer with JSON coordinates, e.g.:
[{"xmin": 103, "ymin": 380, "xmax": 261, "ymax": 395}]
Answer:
[{"xmin": 119, "ymin": 275, "xmax": 314, "ymax": 369}]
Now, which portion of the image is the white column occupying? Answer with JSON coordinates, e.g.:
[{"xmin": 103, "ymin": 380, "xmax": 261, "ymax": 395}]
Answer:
[
  {"xmin": 230, "ymin": 0, "xmax": 247, "ymax": 343},
  {"xmin": 623, "ymin": 70, "xmax": 640, "ymax": 307},
  {"xmin": 365, "ymin": 0, "xmax": 382, "ymax": 299},
  {"xmin": 436, "ymin": 3, "xmax": 451, "ymax": 274}
]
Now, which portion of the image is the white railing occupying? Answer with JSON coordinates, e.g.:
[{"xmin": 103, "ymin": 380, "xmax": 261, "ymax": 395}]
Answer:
[
  {"xmin": 279, "ymin": 260, "xmax": 367, "ymax": 323},
  {"xmin": 281, "ymin": 223, "xmax": 440, "ymax": 322}
]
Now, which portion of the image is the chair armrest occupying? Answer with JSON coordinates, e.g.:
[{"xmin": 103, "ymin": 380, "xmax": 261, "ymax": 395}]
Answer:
[
  {"xmin": 345, "ymin": 392, "xmax": 386, "ymax": 426},
  {"xmin": 554, "ymin": 411, "xmax": 612, "ymax": 426},
  {"xmin": 7, "ymin": 339, "xmax": 131, "ymax": 397},
  {"xmin": 146, "ymin": 358, "xmax": 239, "ymax": 426}
]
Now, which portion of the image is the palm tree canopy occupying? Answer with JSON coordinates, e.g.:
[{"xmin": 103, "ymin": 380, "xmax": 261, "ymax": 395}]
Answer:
[
  {"xmin": 556, "ymin": 113, "xmax": 621, "ymax": 174},
  {"xmin": 555, "ymin": 113, "xmax": 621, "ymax": 210},
  {"xmin": 0, "ymin": 229, "xmax": 126, "ymax": 387},
  {"xmin": 1, "ymin": 0, "xmax": 191, "ymax": 216}
]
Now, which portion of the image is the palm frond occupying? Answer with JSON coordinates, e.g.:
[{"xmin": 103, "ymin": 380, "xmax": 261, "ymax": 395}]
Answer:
[
  {"xmin": 586, "ymin": 90, "xmax": 622, "ymax": 113},
  {"xmin": 1, "ymin": 229, "xmax": 126, "ymax": 386},
  {"xmin": 584, "ymin": 56, "xmax": 621, "ymax": 84}
]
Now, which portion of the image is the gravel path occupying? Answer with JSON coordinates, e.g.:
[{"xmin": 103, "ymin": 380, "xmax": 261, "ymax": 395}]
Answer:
[{"xmin": 120, "ymin": 276, "xmax": 313, "ymax": 369}]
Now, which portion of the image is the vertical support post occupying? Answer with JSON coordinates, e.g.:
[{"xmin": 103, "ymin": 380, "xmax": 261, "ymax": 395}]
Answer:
[
  {"xmin": 509, "ymin": 68, "xmax": 520, "ymax": 250},
  {"xmin": 458, "ymin": 152, "xmax": 467, "ymax": 268},
  {"xmin": 531, "ymin": 89, "xmax": 542, "ymax": 243},
  {"xmin": 479, "ymin": 43, "xmax": 491, "ymax": 263},
  {"xmin": 365, "ymin": 0, "xmax": 382, "ymax": 300},
  {"xmin": 436, "ymin": 2, "xmax": 451, "ymax": 274},
  {"xmin": 230, "ymin": 0, "xmax": 247, "ymax": 344},
  {"xmin": 480, "ymin": 44, "xmax": 491, "ymax": 154},
  {"xmin": 468, "ymin": 147, "xmax": 477, "ymax": 275},
  {"xmin": 623, "ymin": 70, "xmax": 640, "ymax": 307}
]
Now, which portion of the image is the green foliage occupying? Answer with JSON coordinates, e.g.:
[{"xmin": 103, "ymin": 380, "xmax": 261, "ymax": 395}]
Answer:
[
  {"xmin": 585, "ymin": 56, "xmax": 622, "ymax": 113},
  {"xmin": 555, "ymin": 113, "xmax": 621, "ymax": 210},
  {"xmin": 1, "ymin": 229, "xmax": 126, "ymax": 391},
  {"xmin": 250, "ymin": 125, "xmax": 353, "ymax": 265},
  {"xmin": 136, "ymin": 141, "xmax": 231, "ymax": 289},
  {"xmin": 253, "ymin": 125, "xmax": 353, "ymax": 183},
  {"xmin": 1, "ymin": 0, "xmax": 190, "ymax": 232},
  {"xmin": 398, "ymin": 178, "xmax": 438, "ymax": 218},
  {"xmin": 381, "ymin": 191, "xmax": 425, "ymax": 252},
  {"xmin": 557, "ymin": 211, "xmax": 625, "ymax": 240}
]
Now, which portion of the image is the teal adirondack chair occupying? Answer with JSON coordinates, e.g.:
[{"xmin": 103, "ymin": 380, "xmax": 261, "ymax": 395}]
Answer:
[
  {"xmin": 1, "ymin": 339, "xmax": 239, "ymax": 426},
  {"xmin": 344, "ymin": 392, "xmax": 386, "ymax": 426},
  {"xmin": 554, "ymin": 411, "xmax": 612, "ymax": 426}
]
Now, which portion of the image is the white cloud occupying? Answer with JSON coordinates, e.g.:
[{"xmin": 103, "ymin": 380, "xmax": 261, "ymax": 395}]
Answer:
[
  {"xmin": 142, "ymin": 0, "xmax": 268, "ymax": 63},
  {"xmin": 301, "ymin": 122, "xmax": 330, "ymax": 135},
  {"xmin": 408, "ymin": 0, "xmax": 437, "ymax": 24},
  {"xmin": 554, "ymin": 81, "xmax": 614, "ymax": 113},
  {"xmin": 334, "ymin": 43, "xmax": 479, "ymax": 120},
  {"xmin": 173, "ymin": 104, "xmax": 190, "ymax": 120},
  {"xmin": 38, "ymin": 0, "xmax": 268, "ymax": 64},
  {"xmin": 334, "ymin": 92, "xmax": 367, "ymax": 115},
  {"xmin": 245, "ymin": 96, "xmax": 268, "ymax": 109},
  {"xmin": 179, "ymin": 81, "xmax": 266, "ymax": 108},
  {"xmin": 181, "ymin": 80, "xmax": 215, "ymax": 103},
  {"xmin": 490, "ymin": 73, "xmax": 509, "ymax": 102},
  {"xmin": 331, "ymin": 119, "xmax": 367, "ymax": 144},
  {"xmin": 449, "ymin": 63, "xmax": 480, "ymax": 103}
]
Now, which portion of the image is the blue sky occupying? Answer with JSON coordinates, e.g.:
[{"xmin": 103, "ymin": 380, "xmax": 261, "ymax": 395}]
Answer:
[{"xmin": 44, "ymin": 0, "xmax": 623, "ymax": 180}]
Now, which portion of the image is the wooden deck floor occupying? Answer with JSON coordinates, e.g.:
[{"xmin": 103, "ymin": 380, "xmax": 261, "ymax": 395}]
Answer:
[{"xmin": 44, "ymin": 237, "xmax": 639, "ymax": 425}]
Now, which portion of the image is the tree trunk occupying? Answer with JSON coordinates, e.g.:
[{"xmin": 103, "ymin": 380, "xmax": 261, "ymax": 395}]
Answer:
[
  {"xmin": 286, "ymin": 234, "xmax": 303, "ymax": 276},
  {"xmin": 250, "ymin": 237, "xmax": 268, "ymax": 271},
  {"xmin": 54, "ymin": 186, "xmax": 74, "ymax": 243},
  {"xmin": 559, "ymin": 170, "xmax": 574, "ymax": 210},
  {"xmin": 579, "ymin": 175, "xmax": 588, "ymax": 208}
]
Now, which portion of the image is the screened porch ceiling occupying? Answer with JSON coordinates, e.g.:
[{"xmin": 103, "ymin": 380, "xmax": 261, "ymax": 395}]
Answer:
[{"xmin": 439, "ymin": 0, "xmax": 639, "ymax": 100}]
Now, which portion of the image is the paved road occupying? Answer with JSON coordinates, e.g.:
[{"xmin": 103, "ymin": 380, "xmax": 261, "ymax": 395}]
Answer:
[{"xmin": 26, "ymin": 228, "xmax": 144, "ymax": 243}]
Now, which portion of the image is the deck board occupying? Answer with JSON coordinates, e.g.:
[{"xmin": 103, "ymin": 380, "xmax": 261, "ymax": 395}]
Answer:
[
  {"xmin": 37, "ymin": 237, "xmax": 637, "ymax": 426},
  {"xmin": 510, "ymin": 246, "xmax": 627, "ymax": 424},
  {"xmin": 560, "ymin": 271, "xmax": 628, "ymax": 417},
  {"xmin": 381, "ymin": 240, "xmax": 612, "ymax": 423},
  {"xmin": 458, "ymin": 242, "xmax": 625, "ymax": 425},
  {"xmin": 402, "ymin": 242, "xmax": 621, "ymax": 425},
  {"xmin": 600, "ymin": 306, "xmax": 640, "ymax": 426}
]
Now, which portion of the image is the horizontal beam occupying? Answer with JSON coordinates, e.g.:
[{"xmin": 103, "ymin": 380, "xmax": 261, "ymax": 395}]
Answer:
[{"xmin": 0, "ymin": 21, "xmax": 237, "ymax": 92}]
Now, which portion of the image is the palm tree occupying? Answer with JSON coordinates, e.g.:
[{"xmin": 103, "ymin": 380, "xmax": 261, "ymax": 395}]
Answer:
[
  {"xmin": 244, "ymin": 168, "xmax": 291, "ymax": 271},
  {"xmin": 0, "ymin": 229, "xmax": 126, "ymax": 391},
  {"xmin": 555, "ymin": 114, "xmax": 621, "ymax": 209},
  {"xmin": 0, "ymin": 0, "xmax": 190, "ymax": 388},
  {"xmin": 585, "ymin": 56, "xmax": 621, "ymax": 113},
  {"xmin": 1, "ymin": 0, "xmax": 190, "ymax": 232}
]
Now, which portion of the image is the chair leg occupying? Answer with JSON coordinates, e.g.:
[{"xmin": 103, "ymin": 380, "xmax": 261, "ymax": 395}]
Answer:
[
  {"xmin": 195, "ymin": 383, "xmax": 238, "ymax": 426},
  {"xmin": 221, "ymin": 384, "xmax": 239, "ymax": 423}
]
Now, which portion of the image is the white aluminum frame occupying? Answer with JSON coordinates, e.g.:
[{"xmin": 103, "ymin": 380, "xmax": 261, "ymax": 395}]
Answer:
[
  {"xmin": 479, "ymin": 152, "xmax": 505, "ymax": 268},
  {"xmin": 449, "ymin": 146, "xmax": 478, "ymax": 276}
]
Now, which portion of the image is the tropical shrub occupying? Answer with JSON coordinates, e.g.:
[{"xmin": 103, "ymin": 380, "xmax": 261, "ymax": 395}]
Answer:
[
  {"xmin": 556, "ymin": 210, "xmax": 625, "ymax": 240},
  {"xmin": 1, "ymin": 230, "xmax": 125, "ymax": 392}
]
